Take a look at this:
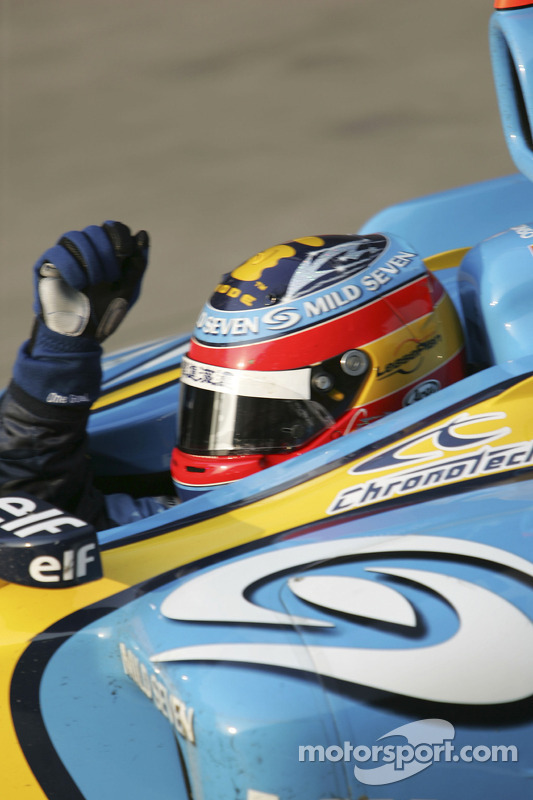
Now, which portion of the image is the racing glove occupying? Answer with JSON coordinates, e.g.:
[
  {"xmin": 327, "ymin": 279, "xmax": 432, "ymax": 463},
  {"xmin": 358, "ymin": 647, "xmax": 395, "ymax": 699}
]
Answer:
[
  {"xmin": 35, "ymin": 221, "xmax": 148, "ymax": 341},
  {"xmin": 12, "ymin": 221, "xmax": 149, "ymax": 406}
]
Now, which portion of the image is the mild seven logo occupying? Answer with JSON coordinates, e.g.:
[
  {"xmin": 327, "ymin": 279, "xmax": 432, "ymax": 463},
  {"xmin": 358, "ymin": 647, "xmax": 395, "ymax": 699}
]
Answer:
[{"xmin": 327, "ymin": 412, "xmax": 533, "ymax": 514}]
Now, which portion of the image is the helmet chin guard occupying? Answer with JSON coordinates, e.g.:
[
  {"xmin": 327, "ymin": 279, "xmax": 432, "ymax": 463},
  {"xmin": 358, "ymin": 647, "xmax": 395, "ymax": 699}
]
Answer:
[{"xmin": 172, "ymin": 234, "xmax": 465, "ymax": 498}]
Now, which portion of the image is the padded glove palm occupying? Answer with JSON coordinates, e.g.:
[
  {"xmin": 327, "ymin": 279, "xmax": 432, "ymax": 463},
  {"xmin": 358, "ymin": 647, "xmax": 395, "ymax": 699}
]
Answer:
[{"xmin": 35, "ymin": 221, "xmax": 149, "ymax": 342}]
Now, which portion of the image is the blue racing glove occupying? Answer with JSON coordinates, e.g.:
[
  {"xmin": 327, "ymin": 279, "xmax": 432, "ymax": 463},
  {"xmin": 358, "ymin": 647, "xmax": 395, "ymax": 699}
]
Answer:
[
  {"xmin": 13, "ymin": 221, "xmax": 149, "ymax": 406},
  {"xmin": 35, "ymin": 221, "xmax": 148, "ymax": 341}
]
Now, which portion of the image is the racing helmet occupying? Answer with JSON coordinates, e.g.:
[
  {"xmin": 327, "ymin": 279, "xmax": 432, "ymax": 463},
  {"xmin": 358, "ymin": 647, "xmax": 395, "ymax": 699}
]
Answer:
[{"xmin": 171, "ymin": 234, "xmax": 466, "ymax": 498}]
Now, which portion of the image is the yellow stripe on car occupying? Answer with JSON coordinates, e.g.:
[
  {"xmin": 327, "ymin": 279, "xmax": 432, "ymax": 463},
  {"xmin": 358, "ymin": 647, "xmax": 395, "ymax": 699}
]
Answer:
[{"xmin": 92, "ymin": 367, "xmax": 182, "ymax": 410}]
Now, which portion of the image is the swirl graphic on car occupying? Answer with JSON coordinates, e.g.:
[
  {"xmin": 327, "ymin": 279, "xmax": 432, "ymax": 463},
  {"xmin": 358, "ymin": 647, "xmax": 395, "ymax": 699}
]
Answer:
[{"xmin": 154, "ymin": 534, "xmax": 533, "ymax": 705}]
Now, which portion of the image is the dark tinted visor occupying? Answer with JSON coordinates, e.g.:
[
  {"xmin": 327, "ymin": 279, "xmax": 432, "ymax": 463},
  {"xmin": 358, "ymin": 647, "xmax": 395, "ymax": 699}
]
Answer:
[{"xmin": 178, "ymin": 384, "xmax": 334, "ymax": 456}]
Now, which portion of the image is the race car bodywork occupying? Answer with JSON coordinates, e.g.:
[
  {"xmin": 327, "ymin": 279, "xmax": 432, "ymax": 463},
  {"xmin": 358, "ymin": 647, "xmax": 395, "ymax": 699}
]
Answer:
[{"xmin": 3, "ymin": 5, "xmax": 533, "ymax": 800}]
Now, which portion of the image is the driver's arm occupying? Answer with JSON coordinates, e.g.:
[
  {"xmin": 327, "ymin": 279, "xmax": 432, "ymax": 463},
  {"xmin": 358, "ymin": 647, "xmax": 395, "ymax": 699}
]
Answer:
[{"xmin": 0, "ymin": 222, "xmax": 148, "ymax": 529}]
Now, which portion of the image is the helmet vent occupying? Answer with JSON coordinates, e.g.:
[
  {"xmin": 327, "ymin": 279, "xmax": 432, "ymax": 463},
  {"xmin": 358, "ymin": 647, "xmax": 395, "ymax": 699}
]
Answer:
[{"xmin": 340, "ymin": 350, "xmax": 369, "ymax": 377}]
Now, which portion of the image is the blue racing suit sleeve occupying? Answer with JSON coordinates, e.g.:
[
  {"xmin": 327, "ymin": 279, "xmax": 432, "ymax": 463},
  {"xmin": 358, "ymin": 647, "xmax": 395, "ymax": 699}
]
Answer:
[
  {"xmin": 0, "ymin": 375, "xmax": 113, "ymax": 530},
  {"xmin": 0, "ymin": 221, "xmax": 158, "ymax": 531},
  {"xmin": 0, "ymin": 337, "xmax": 174, "ymax": 530}
]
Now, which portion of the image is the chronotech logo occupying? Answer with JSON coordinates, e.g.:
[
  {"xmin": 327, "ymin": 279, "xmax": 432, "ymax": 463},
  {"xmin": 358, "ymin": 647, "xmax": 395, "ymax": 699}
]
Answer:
[{"xmin": 327, "ymin": 412, "xmax": 524, "ymax": 514}]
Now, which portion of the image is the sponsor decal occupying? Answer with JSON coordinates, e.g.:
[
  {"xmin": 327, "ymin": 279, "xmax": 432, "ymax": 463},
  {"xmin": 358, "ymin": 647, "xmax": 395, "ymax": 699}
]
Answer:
[
  {"xmin": 27, "ymin": 544, "xmax": 97, "ymax": 584},
  {"xmin": 154, "ymin": 534, "xmax": 533, "ymax": 704},
  {"xmin": 327, "ymin": 412, "xmax": 523, "ymax": 513},
  {"xmin": 46, "ymin": 392, "xmax": 90, "ymax": 404},
  {"xmin": 119, "ymin": 643, "xmax": 195, "ymax": 743},
  {"xmin": 195, "ymin": 249, "xmax": 420, "ymax": 340},
  {"xmin": 301, "ymin": 284, "xmax": 362, "ymax": 317},
  {"xmin": 0, "ymin": 496, "xmax": 88, "ymax": 539},
  {"xmin": 0, "ymin": 495, "xmax": 101, "ymax": 587},
  {"xmin": 285, "ymin": 237, "xmax": 388, "ymax": 299},
  {"xmin": 181, "ymin": 358, "xmax": 234, "ymax": 391},
  {"xmin": 358, "ymin": 251, "xmax": 417, "ymax": 292},
  {"xmin": 377, "ymin": 334, "xmax": 441, "ymax": 380},
  {"xmin": 213, "ymin": 285, "xmax": 257, "ymax": 307},
  {"xmin": 261, "ymin": 306, "xmax": 302, "ymax": 331},
  {"xmin": 511, "ymin": 224, "xmax": 533, "ymax": 239},
  {"xmin": 403, "ymin": 379, "xmax": 441, "ymax": 406},
  {"xmin": 181, "ymin": 356, "xmax": 311, "ymax": 400},
  {"xmin": 195, "ymin": 312, "xmax": 261, "ymax": 337}
]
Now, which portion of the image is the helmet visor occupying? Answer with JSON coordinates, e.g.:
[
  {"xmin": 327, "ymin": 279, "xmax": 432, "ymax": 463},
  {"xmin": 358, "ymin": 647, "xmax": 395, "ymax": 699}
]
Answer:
[{"xmin": 178, "ymin": 385, "xmax": 334, "ymax": 455}]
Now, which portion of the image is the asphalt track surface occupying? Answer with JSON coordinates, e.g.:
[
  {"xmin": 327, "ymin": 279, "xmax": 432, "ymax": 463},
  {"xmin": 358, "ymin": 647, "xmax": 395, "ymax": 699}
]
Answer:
[{"xmin": 0, "ymin": 0, "xmax": 516, "ymax": 386}]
